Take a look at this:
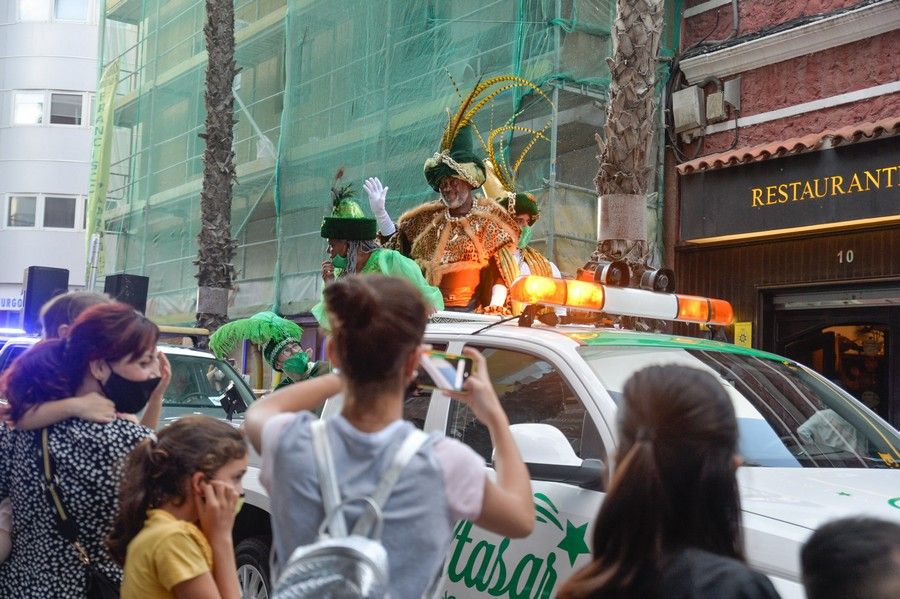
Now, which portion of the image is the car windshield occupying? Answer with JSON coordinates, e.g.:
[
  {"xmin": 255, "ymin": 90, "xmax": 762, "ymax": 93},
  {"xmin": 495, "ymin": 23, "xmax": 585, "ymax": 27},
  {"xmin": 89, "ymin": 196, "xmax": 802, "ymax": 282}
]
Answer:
[
  {"xmin": 578, "ymin": 345, "xmax": 900, "ymax": 469},
  {"xmin": 163, "ymin": 353, "xmax": 254, "ymax": 410}
]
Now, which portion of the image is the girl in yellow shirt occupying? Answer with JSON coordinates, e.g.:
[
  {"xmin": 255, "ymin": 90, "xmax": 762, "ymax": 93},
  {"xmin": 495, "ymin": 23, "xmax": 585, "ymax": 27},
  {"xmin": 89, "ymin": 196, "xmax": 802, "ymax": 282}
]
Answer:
[{"xmin": 108, "ymin": 416, "xmax": 248, "ymax": 599}]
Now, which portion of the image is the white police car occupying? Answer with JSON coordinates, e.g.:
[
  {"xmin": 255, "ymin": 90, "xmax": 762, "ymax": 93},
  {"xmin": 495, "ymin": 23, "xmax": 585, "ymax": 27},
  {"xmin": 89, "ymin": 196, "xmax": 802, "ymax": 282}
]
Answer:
[{"xmin": 237, "ymin": 276, "xmax": 900, "ymax": 599}]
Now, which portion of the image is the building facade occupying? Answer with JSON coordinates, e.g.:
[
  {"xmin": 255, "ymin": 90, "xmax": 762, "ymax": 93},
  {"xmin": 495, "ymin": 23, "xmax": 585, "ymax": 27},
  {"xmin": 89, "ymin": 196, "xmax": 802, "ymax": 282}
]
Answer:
[
  {"xmin": 0, "ymin": 0, "xmax": 100, "ymax": 328},
  {"xmin": 94, "ymin": 0, "xmax": 682, "ymax": 325},
  {"xmin": 671, "ymin": 0, "xmax": 899, "ymax": 426}
]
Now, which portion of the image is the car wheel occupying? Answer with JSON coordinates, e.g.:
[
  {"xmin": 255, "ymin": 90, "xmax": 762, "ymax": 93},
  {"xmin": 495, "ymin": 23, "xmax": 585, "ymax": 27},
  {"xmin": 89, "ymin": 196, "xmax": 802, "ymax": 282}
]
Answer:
[{"xmin": 236, "ymin": 537, "xmax": 271, "ymax": 599}]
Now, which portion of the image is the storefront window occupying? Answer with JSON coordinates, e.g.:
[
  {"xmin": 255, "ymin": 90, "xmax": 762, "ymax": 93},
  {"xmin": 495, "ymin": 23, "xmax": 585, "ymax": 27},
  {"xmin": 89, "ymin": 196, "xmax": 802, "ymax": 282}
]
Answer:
[{"xmin": 783, "ymin": 324, "xmax": 890, "ymax": 422}]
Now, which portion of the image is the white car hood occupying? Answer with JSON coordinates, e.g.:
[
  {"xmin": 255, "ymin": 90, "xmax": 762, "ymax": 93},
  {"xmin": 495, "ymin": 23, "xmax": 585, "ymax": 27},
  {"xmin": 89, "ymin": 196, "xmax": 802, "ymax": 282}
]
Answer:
[{"xmin": 738, "ymin": 467, "xmax": 900, "ymax": 531}]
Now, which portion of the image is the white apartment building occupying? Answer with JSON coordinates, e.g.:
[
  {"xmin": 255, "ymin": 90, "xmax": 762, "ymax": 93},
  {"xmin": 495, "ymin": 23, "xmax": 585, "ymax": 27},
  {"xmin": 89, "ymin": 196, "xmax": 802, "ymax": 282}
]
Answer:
[{"xmin": 0, "ymin": 0, "xmax": 99, "ymax": 328}]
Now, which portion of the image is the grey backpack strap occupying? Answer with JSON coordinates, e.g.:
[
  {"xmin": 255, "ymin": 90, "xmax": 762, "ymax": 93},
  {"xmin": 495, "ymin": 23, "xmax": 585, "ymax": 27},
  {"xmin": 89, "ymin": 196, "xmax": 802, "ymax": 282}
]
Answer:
[
  {"xmin": 311, "ymin": 419, "xmax": 348, "ymax": 537},
  {"xmin": 352, "ymin": 428, "xmax": 429, "ymax": 537}
]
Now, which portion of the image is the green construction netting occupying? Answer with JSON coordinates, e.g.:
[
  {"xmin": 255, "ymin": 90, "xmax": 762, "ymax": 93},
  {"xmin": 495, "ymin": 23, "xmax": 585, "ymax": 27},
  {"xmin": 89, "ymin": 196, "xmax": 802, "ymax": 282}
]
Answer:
[{"xmin": 96, "ymin": 0, "xmax": 680, "ymax": 324}]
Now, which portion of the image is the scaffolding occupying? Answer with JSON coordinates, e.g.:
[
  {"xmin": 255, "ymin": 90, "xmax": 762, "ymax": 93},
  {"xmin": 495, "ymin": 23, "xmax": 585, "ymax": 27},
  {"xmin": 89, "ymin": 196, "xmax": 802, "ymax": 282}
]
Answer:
[{"xmin": 96, "ymin": 0, "xmax": 681, "ymax": 324}]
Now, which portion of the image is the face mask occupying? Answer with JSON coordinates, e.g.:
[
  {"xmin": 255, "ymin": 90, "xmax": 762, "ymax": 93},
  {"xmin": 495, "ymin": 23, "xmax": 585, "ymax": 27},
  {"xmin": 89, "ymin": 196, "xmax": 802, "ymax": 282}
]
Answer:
[
  {"xmin": 281, "ymin": 351, "xmax": 310, "ymax": 376},
  {"xmin": 331, "ymin": 254, "xmax": 348, "ymax": 270},
  {"xmin": 101, "ymin": 367, "xmax": 161, "ymax": 414},
  {"xmin": 517, "ymin": 225, "xmax": 533, "ymax": 249}
]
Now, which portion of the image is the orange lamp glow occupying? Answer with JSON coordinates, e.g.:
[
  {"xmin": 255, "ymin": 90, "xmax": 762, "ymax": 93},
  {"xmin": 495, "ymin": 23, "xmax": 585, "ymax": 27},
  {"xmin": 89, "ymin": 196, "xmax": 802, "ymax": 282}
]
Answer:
[
  {"xmin": 565, "ymin": 279, "xmax": 605, "ymax": 311},
  {"xmin": 708, "ymin": 298, "xmax": 735, "ymax": 326},
  {"xmin": 511, "ymin": 276, "xmax": 567, "ymax": 306},
  {"xmin": 675, "ymin": 295, "xmax": 710, "ymax": 323},
  {"xmin": 510, "ymin": 276, "xmax": 605, "ymax": 310}
]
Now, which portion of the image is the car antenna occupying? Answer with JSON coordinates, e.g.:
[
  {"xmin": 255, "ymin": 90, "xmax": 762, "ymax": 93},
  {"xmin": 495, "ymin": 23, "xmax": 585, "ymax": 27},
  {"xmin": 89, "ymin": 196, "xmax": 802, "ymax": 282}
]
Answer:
[{"xmin": 472, "ymin": 314, "xmax": 520, "ymax": 335}]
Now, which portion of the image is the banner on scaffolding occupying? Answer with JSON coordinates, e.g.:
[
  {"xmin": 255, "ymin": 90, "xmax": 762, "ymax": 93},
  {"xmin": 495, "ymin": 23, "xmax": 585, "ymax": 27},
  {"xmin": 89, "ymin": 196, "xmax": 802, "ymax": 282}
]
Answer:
[{"xmin": 84, "ymin": 59, "xmax": 120, "ymax": 282}]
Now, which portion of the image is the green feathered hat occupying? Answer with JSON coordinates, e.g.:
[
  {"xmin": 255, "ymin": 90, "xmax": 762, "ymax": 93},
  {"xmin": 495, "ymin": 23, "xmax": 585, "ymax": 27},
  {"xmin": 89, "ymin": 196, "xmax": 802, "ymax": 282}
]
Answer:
[
  {"xmin": 498, "ymin": 192, "xmax": 540, "ymax": 220},
  {"xmin": 424, "ymin": 123, "xmax": 486, "ymax": 192},
  {"xmin": 209, "ymin": 311, "xmax": 303, "ymax": 372},
  {"xmin": 320, "ymin": 169, "xmax": 378, "ymax": 240}
]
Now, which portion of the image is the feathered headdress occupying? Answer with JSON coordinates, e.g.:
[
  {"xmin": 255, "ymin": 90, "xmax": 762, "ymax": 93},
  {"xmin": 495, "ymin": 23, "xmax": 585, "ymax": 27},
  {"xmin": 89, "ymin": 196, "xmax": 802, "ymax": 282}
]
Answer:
[
  {"xmin": 424, "ymin": 75, "xmax": 553, "ymax": 193},
  {"xmin": 320, "ymin": 168, "xmax": 377, "ymax": 240},
  {"xmin": 209, "ymin": 311, "xmax": 305, "ymax": 372}
]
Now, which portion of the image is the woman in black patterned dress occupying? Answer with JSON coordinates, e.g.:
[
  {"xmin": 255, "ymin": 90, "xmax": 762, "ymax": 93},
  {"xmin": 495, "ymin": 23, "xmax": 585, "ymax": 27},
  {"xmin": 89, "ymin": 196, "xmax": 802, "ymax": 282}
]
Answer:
[{"xmin": 0, "ymin": 303, "xmax": 167, "ymax": 597}]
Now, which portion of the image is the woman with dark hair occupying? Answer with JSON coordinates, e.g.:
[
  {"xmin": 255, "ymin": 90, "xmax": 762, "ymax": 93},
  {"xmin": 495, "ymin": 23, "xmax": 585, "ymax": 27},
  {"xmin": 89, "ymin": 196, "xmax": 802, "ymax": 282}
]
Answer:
[
  {"xmin": 558, "ymin": 365, "xmax": 780, "ymax": 599},
  {"xmin": 245, "ymin": 274, "xmax": 534, "ymax": 597},
  {"xmin": 39, "ymin": 290, "xmax": 111, "ymax": 340},
  {"xmin": 0, "ymin": 302, "xmax": 167, "ymax": 597}
]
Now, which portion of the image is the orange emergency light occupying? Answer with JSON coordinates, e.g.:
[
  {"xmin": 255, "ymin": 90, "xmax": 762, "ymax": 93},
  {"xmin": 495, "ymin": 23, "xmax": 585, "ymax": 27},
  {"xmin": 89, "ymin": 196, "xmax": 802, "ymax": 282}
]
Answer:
[{"xmin": 509, "ymin": 275, "xmax": 735, "ymax": 326}]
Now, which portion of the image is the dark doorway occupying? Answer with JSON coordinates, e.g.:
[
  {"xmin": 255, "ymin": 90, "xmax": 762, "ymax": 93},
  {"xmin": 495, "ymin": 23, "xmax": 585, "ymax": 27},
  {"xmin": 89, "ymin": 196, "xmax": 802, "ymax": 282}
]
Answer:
[{"xmin": 765, "ymin": 289, "xmax": 899, "ymax": 429}]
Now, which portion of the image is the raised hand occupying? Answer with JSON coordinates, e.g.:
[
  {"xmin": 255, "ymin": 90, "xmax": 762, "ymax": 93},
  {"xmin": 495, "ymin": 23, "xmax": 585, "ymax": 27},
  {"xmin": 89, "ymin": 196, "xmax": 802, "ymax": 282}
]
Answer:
[{"xmin": 363, "ymin": 177, "xmax": 389, "ymax": 215}]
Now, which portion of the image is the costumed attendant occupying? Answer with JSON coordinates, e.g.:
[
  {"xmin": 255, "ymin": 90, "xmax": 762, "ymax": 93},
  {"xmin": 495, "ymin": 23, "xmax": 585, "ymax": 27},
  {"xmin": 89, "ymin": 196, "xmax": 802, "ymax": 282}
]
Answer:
[
  {"xmin": 482, "ymin": 160, "xmax": 565, "ymax": 317},
  {"xmin": 209, "ymin": 312, "xmax": 321, "ymax": 391},
  {"xmin": 313, "ymin": 172, "xmax": 444, "ymax": 327}
]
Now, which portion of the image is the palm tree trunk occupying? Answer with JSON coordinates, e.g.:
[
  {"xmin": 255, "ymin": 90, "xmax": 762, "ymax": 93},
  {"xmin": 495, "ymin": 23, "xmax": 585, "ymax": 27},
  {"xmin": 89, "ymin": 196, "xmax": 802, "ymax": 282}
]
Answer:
[
  {"xmin": 587, "ymin": 0, "xmax": 664, "ymax": 277},
  {"xmin": 196, "ymin": 0, "xmax": 238, "ymax": 335}
]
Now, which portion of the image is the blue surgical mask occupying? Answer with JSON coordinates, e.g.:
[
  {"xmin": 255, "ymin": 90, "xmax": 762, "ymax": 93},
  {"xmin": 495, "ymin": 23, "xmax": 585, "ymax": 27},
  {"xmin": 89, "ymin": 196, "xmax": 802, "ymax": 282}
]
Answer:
[{"xmin": 517, "ymin": 225, "xmax": 533, "ymax": 249}]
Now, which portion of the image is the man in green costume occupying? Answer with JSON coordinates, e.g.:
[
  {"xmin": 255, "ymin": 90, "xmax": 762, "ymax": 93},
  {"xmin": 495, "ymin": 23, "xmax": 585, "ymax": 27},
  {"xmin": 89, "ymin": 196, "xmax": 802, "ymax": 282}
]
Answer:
[
  {"xmin": 313, "ymin": 177, "xmax": 444, "ymax": 327},
  {"xmin": 209, "ymin": 311, "xmax": 321, "ymax": 391}
]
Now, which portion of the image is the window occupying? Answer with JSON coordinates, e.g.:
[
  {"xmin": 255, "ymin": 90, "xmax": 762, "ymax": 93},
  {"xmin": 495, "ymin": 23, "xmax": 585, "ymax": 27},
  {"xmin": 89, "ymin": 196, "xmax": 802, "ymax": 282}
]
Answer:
[
  {"xmin": 43, "ymin": 196, "xmax": 77, "ymax": 228},
  {"xmin": 19, "ymin": 0, "xmax": 50, "ymax": 21},
  {"xmin": 446, "ymin": 346, "xmax": 602, "ymax": 463},
  {"xmin": 3, "ymin": 194, "xmax": 84, "ymax": 230},
  {"xmin": 13, "ymin": 93, "xmax": 44, "ymax": 125},
  {"xmin": 49, "ymin": 93, "xmax": 83, "ymax": 125},
  {"xmin": 54, "ymin": 0, "xmax": 88, "ymax": 22},
  {"xmin": 7, "ymin": 196, "xmax": 37, "ymax": 227},
  {"xmin": 579, "ymin": 345, "xmax": 900, "ymax": 469}
]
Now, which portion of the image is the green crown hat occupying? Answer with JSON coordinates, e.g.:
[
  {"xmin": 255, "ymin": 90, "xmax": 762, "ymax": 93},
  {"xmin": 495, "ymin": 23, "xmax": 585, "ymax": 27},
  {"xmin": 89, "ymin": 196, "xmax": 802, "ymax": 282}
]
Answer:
[
  {"xmin": 209, "ymin": 311, "xmax": 303, "ymax": 372},
  {"xmin": 498, "ymin": 192, "xmax": 539, "ymax": 218},
  {"xmin": 424, "ymin": 123, "xmax": 486, "ymax": 192},
  {"xmin": 320, "ymin": 172, "xmax": 378, "ymax": 240}
]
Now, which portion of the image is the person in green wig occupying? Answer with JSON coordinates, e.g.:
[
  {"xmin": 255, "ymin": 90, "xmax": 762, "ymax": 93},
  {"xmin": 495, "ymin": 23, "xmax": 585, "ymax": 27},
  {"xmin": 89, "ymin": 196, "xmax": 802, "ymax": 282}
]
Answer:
[
  {"xmin": 209, "ymin": 311, "xmax": 321, "ymax": 391},
  {"xmin": 313, "ymin": 172, "xmax": 444, "ymax": 327}
]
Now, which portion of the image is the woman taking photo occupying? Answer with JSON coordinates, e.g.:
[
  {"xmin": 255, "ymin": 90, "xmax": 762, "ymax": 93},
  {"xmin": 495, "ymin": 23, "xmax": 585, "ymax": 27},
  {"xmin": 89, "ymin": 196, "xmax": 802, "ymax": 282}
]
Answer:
[
  {"xmin": 558, "ymin": 365, "xmax": 780, "ymax": 599},
  {"xmin": 245, "ymin": 274, "xmax": 534, "ymax": 597},
  {"xmin": 0, "ymin": 302, "xmax": 167, "ymax": 597}
]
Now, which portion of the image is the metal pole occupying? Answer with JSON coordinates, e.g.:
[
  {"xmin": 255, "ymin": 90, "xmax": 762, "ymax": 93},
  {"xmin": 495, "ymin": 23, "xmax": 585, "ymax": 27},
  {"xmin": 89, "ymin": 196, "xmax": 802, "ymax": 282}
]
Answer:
[
  {"xmin": 547, "ymin": 0, "xmax": 562, "ymax": 262},
  {"xmin": 88, "ymin": 233, "xmax": 101, "ymax": 290}
]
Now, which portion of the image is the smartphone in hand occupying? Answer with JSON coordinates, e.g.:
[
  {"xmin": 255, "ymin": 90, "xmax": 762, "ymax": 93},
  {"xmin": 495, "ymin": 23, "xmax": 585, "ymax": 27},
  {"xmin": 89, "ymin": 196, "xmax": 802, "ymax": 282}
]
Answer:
[{"xmin": 417, "ymin": 351, "xmax": 473, "ymax": 392}]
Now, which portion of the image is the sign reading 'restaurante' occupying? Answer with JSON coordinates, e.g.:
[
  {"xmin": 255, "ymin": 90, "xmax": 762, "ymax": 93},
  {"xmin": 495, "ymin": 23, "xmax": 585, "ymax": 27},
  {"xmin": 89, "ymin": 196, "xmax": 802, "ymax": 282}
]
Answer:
[{"xmin": 679, "ymin": 136, "xmax": 899, "ymax": 243}]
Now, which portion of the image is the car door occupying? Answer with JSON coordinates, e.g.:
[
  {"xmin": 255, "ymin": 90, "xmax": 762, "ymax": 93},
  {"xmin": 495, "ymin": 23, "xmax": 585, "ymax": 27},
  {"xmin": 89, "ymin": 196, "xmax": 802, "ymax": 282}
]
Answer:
[{"xmin": 436, "ymin": 342, "xmax": 607, "ymax": 599}]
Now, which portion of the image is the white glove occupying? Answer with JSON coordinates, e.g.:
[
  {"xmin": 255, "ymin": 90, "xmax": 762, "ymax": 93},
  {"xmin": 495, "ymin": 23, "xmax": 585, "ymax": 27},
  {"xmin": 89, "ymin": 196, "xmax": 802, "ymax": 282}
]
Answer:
[
  {"xmin": 363, "ymin": 177, "xmax": 395, "ymax": 236},
  {"xmin": 489, "ymin": 284, "xmax": 508, "ymax": 307}
]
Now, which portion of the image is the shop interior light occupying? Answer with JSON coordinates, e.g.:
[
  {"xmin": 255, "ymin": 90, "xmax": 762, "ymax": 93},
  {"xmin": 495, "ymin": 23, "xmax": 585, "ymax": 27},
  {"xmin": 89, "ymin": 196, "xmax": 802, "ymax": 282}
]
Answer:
[
  {"xmin": 577, "ymin": 259, "xmax": 631, "ymax": 287},
  {"xmin": 510, "ymin": 276, "xmax": 735, "ymax": 326},
  {"xmin": 639, "ymin": 267, "xmax": 676, "ymax": 293}
]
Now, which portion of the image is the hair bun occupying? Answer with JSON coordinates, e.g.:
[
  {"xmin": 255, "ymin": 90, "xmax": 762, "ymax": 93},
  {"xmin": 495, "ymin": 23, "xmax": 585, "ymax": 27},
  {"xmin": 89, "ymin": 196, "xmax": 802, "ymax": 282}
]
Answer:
[{"xmin": 326, "ymin": 276, "xmax": 378, "ymax": 331}]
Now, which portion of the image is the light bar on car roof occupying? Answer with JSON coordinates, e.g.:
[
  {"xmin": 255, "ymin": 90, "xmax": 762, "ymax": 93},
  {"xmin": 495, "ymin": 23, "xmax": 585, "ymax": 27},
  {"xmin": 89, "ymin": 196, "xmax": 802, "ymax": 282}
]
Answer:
[{"xmin": 509, "ymin": 275, "xmax": 735, "ymax": 326}]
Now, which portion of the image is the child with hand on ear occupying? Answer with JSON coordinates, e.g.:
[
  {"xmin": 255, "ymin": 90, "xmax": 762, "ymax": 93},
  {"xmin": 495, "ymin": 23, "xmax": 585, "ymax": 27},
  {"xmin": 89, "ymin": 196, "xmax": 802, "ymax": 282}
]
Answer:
[{"xmin": 108, "ymin": 416, "xmax": 248, "ymax": 599}]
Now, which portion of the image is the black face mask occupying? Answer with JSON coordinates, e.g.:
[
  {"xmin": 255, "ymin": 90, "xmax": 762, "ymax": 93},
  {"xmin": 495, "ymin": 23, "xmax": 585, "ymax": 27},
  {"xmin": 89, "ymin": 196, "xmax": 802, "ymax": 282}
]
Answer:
[{"xmin": 101, "ymin": 366, "xmax": 162, "ymax": 414}]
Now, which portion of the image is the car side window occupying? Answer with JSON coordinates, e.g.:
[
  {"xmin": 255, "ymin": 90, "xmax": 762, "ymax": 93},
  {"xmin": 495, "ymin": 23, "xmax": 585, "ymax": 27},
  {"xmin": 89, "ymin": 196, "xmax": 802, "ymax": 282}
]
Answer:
[
  {"xmin": 404, "ymin": 343, "xmax": 446, "ymax": 429},
  {"xmin": 165, "ymin": 356, "xmax": 205, "ymax": 405},
  {"xmin": 446, "ymin": 346, "xmax": 603, "ymax": 463}
]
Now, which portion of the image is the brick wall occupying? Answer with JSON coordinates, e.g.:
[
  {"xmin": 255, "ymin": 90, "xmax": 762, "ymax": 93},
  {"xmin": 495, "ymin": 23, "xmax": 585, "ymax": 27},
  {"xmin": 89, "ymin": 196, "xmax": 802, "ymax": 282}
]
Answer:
[
  {"xmin": 679, "ymin": 1, "xmax": 898, "ymax": 153},
  {"xmin": 682, "ymin": 0, "xmax": 861, "ymax": 47}
]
